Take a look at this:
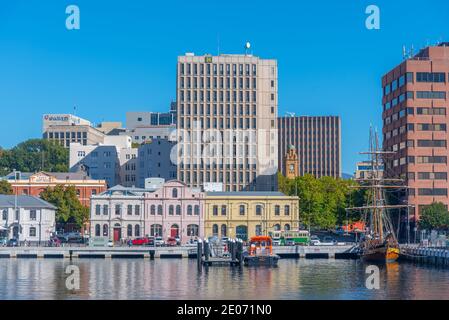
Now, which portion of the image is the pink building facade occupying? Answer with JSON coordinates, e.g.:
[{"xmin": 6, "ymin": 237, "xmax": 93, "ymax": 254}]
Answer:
[
  {"xmin": 90, "ymin": 180, "xmax": 204, "ymax": 244},
  {"xmin": 145, "ymin": 180, "xmax": 204, "ymax": 243}
]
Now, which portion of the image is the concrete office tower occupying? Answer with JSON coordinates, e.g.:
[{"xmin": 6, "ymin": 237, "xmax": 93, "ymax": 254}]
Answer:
[
  {"xmin": 382, "ymin": 43, "xmax": 449, "ymax": 222},
  {"xmin": 42, "ymin": 114, "xmax": 105, "ymax": 147},
  {"xmin": 176, "ymin": 53, "xmax": 278, "ymax": 192},
  {"xmin": 278, "ymin": 116, "xmax": 342, "ymax": 178}
]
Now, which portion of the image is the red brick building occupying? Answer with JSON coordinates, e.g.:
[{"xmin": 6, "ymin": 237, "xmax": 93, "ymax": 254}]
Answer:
[
  {"xmin": 2, "ymin": 171, "xmax": 107, "ymax": 207},
  {"xmin": 382, "ymin": 43, "xmax": 449, "ymax": 222}
]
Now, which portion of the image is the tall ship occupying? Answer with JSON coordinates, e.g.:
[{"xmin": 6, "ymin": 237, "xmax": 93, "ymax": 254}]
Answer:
[{"xmin": 347, "ymin": 129, "xmax": 410, "ymax": 263}]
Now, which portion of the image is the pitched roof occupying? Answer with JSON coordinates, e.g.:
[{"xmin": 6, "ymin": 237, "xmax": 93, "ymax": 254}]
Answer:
[{"xmin": 0, "ymin": 195, "xmax": 57, "ymax": 209}]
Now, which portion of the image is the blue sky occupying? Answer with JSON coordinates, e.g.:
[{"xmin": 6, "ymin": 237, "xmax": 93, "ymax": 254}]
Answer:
[{"xmin": 0, "ymin": 0, "xmax": 448, "ymax": 174}]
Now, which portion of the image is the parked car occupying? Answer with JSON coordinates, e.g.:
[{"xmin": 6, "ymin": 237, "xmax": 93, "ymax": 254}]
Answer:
[
  {"xmin": 310, "ymin": 235, "xmax": 321, "ymax": 246},
  {"xmin": 7, "ymin": 238, "xmax": 18, "ymax": 247},
  {"xmin": 107, "ymin": 240, "xmax": 114, "ymax": 247},
  {"xmin": 132, "ymin": 237, "xmax": 148, "ymax": 246},
  {"xmin": 0, "ymin": 237, "xmax": 7, "ymax": 246},
  {"xmin": 321, "ymin": 236, "xmax": 336, "ymax": 245},
  {"xmin": 166, "ymin": 237, "xmax": 177, "ymax": 246},
  {"xmin": 146, "ymin": 236, "xmax": 155, "ymax": 246},
  {"xmin": 155, "ymin": 237, "xmax": 165, "ymax": 247}
]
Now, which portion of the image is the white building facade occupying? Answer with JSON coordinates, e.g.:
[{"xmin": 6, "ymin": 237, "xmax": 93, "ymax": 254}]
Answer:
[{"xmin": 0, "ymin": 195, "xmax": 56, "ymax": 243}]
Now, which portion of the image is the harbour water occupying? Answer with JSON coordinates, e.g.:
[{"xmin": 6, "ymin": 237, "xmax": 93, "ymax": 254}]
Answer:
[{"xmin": 0, "ymin": 259, "xmax": 448, "ymax": 300}]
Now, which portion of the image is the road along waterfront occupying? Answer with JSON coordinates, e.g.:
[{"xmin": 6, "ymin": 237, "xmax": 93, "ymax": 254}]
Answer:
[{"xmin": 0, "ymin": 258, "xmax": 448, "ymax": 300}]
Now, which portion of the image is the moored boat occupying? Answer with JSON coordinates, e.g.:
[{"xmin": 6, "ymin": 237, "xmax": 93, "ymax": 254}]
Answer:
[{"xmin": 243, "ymin": 236, "xmax": 280, "ymax": 267}]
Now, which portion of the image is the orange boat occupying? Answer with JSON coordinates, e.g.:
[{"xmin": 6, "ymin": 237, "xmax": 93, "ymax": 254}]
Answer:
[{"xmin": 243, "ymin": 236, "xmax": 280, "ymax": 267}]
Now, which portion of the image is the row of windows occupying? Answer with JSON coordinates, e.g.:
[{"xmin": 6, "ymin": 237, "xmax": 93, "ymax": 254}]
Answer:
[
  {"xmin": 2, "ymin": 209, "xmax": 37, "ymax": 221},
  {"xmin": 389, "ymin": 155, "xmax": 448, "ymax": 167},
  {"xmin": 211, "ymin": 204, "xmax": 290, "ymax": 216},
  {"xmin": 180, "ymin": 77, "xmax": 260, "ymax": 90},
  {"xmin": 416, "ymin": 91, "xmax": 447, "ymax": 99},
  {"xmin": 149, "ymin": 204, "xmax": 200, "ymax": 216},
  {"xmin": 211, "ymin": 223, "xmax": 291, "ymax": 238},
  {"xmin": 384, "ymin": 107, "xmax": 447, "ymax": 127},
  {"xmin": 407, "ymin": 172, "xmax": 448, "ymax": 180},
  {"xmin": 180, "ymin": 171, "xmax": 257, "ymax": 185},
  {"xmin": 180, "ymin": 63, "xmax": 257, "ymax": 77},
  {"xmin": 384, "ymin": 92, "xmax": 414, "ymax": 111},
  {"xmin": 180, "ymin": 103, "xmax": 258, "ymax": 116},
  {"xmin": 416, "ymin": 72, "xmax": 446, "ymax": 83},
  {"xmin": 179, "ymin": 117, "xmax": 259, "ymax": 130},
  {"xmin": 47, "ymin": 131, "xmax": 88, "ymax": 139},
  {"xmin": 179, "ymin": 90, "xmax": 264, "ymax": 103},
  {"xmin": 384, "ymin": 72, "xmax": 414, "ymax": 95}
]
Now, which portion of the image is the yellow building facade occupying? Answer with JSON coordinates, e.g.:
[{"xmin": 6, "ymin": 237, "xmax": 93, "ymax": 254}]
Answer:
[{"xmin": 204, "ymin": 192, "xmax": 299, "ymax": 240}]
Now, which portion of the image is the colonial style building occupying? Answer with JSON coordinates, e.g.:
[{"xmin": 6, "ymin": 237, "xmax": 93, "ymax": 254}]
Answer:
[
  {"xmin": 90, "ymin": 180, "xmax": 204, "ymax": 244},
  {"xmin": 204, "ymin": 191, "xmax": 299, "ymax": 241},
  {"xmin": 0, "ymin": 195, "xmax": 56, "ymax": 243},
  {"xmin": 2, "ymin": 171, "xmax": 107, "ymax": 207}
]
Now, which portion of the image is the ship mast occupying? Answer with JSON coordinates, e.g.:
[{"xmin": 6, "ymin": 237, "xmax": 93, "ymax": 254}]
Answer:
[{"xmin": 347, "ymin": 127, "xmax": 411, "ymax": 242}]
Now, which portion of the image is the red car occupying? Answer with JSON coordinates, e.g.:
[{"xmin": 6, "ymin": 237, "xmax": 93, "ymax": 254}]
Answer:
[
  {"xmin": 132, "ymin": 237, "xmax": 154, "ymax": 246},
  {"xmin": 166, "ymin": 237, "xmax": 177, "ymax": 246}
]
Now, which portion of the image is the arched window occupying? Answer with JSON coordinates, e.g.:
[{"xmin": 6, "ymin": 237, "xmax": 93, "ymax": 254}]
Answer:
[
  {"xmin": 187, "ymin": 205, "xmax": 193, "ymax": 215},
  {"xmin": 284, "ymin": 224, "xmax": 290, "ymax": 231},
  {"xmin": 157, "ymin": 205, "xmax": 163, "ymax": 215},
  {"xmin": 135, "ymin": 225, "xmax": 140, "ymax": 237},
  {"xmin": 236, "ymin": 225, "xmax": 248, "ymax": 241},
  {"xmin": 127, "ymin": 224, "xmax": 133, "ymax": 237},
  {"xmin": 95, "ymin": 224, "xmax": 101, "ymax": 236},
  {"xmin": 221, "ymin": 224, "xmax": 227, "ymax": 237},
  {"xmin": 284, "ymin": 205, "xmax": 290, "ymax": 216},
  {"xmin": 274, "ymin": 224, "xmax": 281, "ymax": 231},
  {"xmin": 194, "ymin": 205, "xmax": 200, "ymax": 215},
  {"xmin": 103, "ymin": 224, "xmax": 108, "ymax": 236},
  {"xmin": 176, "ymin": 205, "xmax": 181, "ymax": 215},
  {"xmin": 150, "ymin": 205, "xmax": 156, "ymax": 215},
  {"xmin": 150, "ymin": 224, "xmax": 162, "ymax": 237},
  {"xmin": 255, "ymin": 205, "xmax": 262, "ymax": 216},
  {"xmin": 2, "ymin": 210, "xmax": 7, "ymax": 221},
  {"xmin": 169, "ymin": 205, "xmax": 174, "ymax": 215},
  {"xmin": 187, "ymin": 224, "xmax": 199, "ymax": 237},
  {"xmin": 172, "ymin": 188, "xmax": 178, "ymax": 198},
  {"xmin": 212, "ymin": 224, "xmax": 219, "ymax": 236},
  {"xmin": 239, "ymin": 205, "xmax": 245, "ymax": 216}
]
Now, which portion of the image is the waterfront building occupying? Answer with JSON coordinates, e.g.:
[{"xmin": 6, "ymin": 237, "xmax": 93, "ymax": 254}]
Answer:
[
  {"xmin": 176, "ymin": 53, "xmax": 279, "ymax": 192},
  {"xmin": 1, "ymin": 170, "xmax": 107, "ymax": 207},
  {"xmin": 42, "ymin": 114, "xmax": 106, "ymax": 147},
  {"xmin": 137, "ymin": 138, "xmax": 177, "ymax": 188},
  {"xmin": 278, "ymin": 115, "xmax": 342, "ymax": 178},
  {"xmin": 0, "ymin": 195, "xmax": 56, "ymax": 243},
  {"xmin": 381, "ymin": 43, "xmax": 449, "ymax": 222},
  {"xmin": 89, "ymin": 180, "xmax": 204, "ymax": 243},
  {"xmin": 70, "ymin": 135, "xmax": 138, "ymax": 188},
  {"xmin": 204, "ymin": 191, "xmax": 299, "ymax": 241},
  {"xmin": 354, "ymin": 161, "xmax": 384, "ymax": 180},
  {"xmin": 120, "ymin": 125, "xmax": 176, "ymax": 145}
]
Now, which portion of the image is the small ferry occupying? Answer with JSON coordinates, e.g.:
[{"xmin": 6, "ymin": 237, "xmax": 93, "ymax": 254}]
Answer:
[{"xmin": 243, "ymin": 236, "xmax": 280, "ymax": 267}]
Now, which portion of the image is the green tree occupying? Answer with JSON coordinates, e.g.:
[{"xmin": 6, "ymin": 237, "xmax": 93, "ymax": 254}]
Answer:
[
  {"xmin": 0, "ymin": 180, "xmax": 13, "ymax": 195},
  {"xmin": 0, "ymin": 139, "xmax": 68, "ymax": 175},
  {"xmin": 40, "ymin": 185, "xmax": 89, "ymax": 229},
  {"xmin": 419, "ymin": 202, "xmax": 449, "ymax": 231}
]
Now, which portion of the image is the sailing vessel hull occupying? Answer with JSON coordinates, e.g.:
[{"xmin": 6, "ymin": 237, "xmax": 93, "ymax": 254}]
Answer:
[{"xmin": 362, "ymin": 246, "xmax": 399, "ymax": 263}]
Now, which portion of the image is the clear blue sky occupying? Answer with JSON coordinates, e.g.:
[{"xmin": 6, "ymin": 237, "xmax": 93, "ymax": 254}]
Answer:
[{"xmin": 0, "ymin": 0, "xmax": 448, "ymax": 174}]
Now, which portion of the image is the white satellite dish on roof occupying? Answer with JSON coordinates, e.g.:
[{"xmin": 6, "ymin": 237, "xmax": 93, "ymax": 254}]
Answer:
[{"xmin": 245, "ymin": 42, "xmax": 251, "ymax": 49}]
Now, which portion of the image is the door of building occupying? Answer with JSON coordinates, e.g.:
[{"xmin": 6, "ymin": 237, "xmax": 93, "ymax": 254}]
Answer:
[{"xmin": 113, "ymin": 228, "xmax": 121, "ymax": 242}]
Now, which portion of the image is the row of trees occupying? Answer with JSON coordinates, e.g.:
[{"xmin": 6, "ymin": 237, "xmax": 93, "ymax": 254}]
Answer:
[
  {"xmin": 278, "ymin": 173, "xmax": 366, "ymax": 230},
  {"xmin": 0, "ymin": 139, "xmax": 69, "ymax": 176}
]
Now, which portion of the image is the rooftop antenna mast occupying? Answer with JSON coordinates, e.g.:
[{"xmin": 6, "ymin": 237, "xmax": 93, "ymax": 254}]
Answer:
[{"xmin": 245, "ymin": 41, "xmax": 251, "ymax": 56}]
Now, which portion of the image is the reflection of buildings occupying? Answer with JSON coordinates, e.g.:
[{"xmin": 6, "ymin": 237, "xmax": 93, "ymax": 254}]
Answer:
[
  {"xmin": 204, "ymin": 191, "xmax": 299, "ymax": 240},
  {"xmin": 1, "ymin": 171, "xmax": 107, "ymax": 207},
  {"xmin": 90, "ymin": 180, "xmax": 204, "ymax": 243},
  {"xmin": 0, "ymin": 195, "xmax": 56, "ymax": 242}
]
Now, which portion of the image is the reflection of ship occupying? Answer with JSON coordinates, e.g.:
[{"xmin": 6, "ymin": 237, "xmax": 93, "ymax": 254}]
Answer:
[{"xmin": 346, "ymin": 129, "xmax": 410, "ymax": 263}]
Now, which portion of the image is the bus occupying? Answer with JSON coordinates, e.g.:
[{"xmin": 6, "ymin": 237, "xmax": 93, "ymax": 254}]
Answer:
[{"xmin": 269, "ymin": 230, "xmax": 310, "ymax": 246}]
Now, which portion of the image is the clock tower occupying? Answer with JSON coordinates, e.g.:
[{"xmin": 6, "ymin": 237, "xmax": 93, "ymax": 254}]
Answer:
[{"xmin": 285, "ymin": 145, "xmax": 299, "ymax": 179}]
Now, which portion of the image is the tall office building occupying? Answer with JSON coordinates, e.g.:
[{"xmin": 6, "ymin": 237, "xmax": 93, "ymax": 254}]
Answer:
[
  {"xmin": 176, "ymin": 53, "xmax": 278, "ymax": 191},
  {"xmin": 382, "ymin": 43, "xmax": 449, "ymax": 222},
  {"xmin": 278, "ymin": 116, "xmax": 341, "ymax": 178}
]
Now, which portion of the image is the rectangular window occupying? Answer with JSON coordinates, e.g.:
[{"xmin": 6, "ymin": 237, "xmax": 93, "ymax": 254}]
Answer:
[
  {"xmin": 416, "ymin": 91, "xmax": 446, "ymax": 99},
  {"xmin": 30, "ymin": 210, "xmax": 36, "ymax": 221}
]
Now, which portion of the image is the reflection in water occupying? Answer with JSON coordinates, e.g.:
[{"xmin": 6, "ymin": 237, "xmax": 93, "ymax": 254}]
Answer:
[{"xmin": 0, "ymin": 259, "xmax": 448, "ymax": 300}]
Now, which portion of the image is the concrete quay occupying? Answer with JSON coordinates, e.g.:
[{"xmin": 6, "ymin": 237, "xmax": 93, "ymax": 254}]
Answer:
[{"xmin": 0, "ymin": 244, "xmax": 355, "ymax": 260}]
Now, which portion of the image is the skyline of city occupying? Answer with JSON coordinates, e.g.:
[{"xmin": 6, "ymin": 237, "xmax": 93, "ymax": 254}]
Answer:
[{"xmin": 1, "ymin": 0, "xmax": 449, "ymax": 175}]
